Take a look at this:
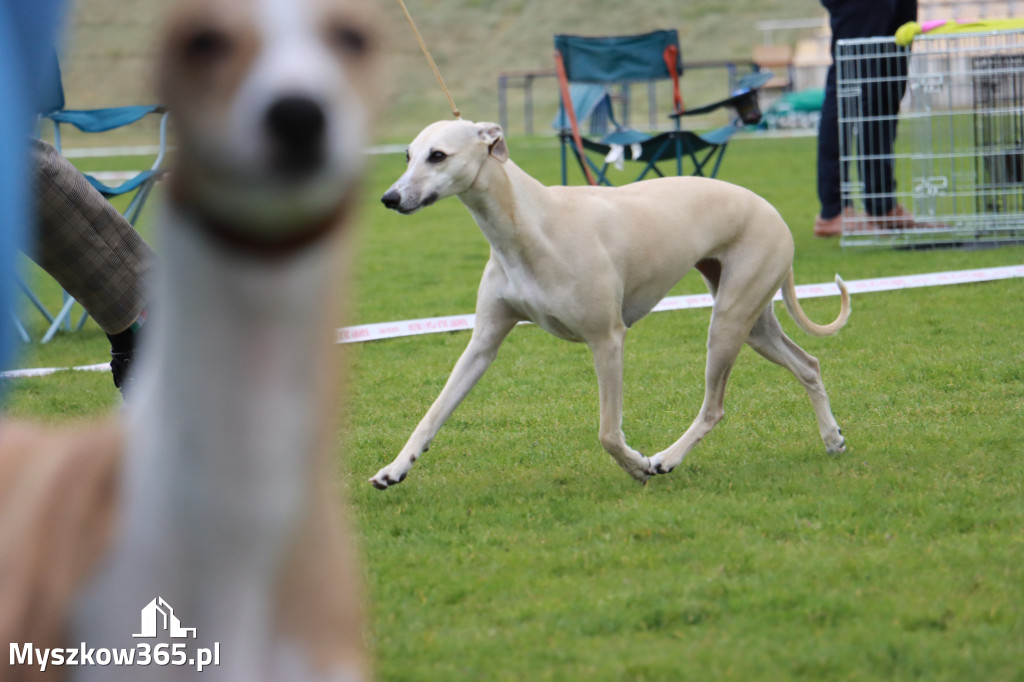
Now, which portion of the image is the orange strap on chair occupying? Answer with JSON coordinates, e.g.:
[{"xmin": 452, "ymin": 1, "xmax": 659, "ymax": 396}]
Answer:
[
  {"xmin": 554, "ymin": 50, "xmax": 597, "ymax": 186},
  {"xmin": 663, "ymin": 45, "xmax": 684, "ymax": 114}
]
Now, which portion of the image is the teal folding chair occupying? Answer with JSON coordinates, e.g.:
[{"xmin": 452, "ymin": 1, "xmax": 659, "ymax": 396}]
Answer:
[
  {"xmin": 18, "ymin": 54, "xmax": 167, "ymax": 343},
  {"xmin": 554, "ymin": 30, "xmax": 770, "ymax": 186}
]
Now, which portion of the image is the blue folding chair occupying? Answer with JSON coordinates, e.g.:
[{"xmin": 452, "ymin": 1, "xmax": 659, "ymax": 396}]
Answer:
[
  {"xmin": 18, "ymin": 53, "xmax": 168, "ymax": 343},
  {"xmin": 554, "ymin": 30, "xmax": 770, "ymax": 186}
]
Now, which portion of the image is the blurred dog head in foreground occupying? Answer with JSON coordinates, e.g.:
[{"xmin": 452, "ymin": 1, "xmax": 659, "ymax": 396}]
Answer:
[{"xmin": 159, "ymin": 0, "xmax": 383, "ymax": 243}]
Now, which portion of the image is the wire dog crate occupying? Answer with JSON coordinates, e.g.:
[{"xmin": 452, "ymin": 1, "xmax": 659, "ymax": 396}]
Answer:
[{"xmin": 836, "ymin": 29, "xmax": 1024, "ymax": 248}]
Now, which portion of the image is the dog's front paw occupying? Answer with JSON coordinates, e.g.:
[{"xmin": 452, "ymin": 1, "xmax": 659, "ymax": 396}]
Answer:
[
  {"xmin": 369, "ymin": 464, "xmax": 408, "ymax": 490},
  {"xmin": 648, "ymin": 453, "xmax": 676, "ymax": 476}
]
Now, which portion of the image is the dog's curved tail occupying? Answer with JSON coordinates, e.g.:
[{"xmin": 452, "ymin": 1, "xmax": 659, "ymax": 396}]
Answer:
[{"xmin": 781, "ymin": 269, "xmax": 851, "ymax": 337}]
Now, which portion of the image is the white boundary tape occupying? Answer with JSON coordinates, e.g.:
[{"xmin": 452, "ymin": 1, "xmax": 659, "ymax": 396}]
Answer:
[
  {"xmin": 62, "ymin": 144, "xmax": 404, "ymax": 159},
  {"xmin": 335, "ymin": 264, "xmax": 1024, "ymax": 344},
  {"xmin": 5, "ymin": 265, "xmax": 1023, "ymax": 380},
  {"xmin": 62, "ymin": 145, "xmax": 164, "ymax": 159},
  {"xmin": 3, "ymin": 362, "xmax": 111, "ymax": 380}
]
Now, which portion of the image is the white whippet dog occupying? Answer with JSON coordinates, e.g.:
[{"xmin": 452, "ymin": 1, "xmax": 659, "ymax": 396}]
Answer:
[
  {"xmin": 0, "ymin": 0, "xmax": 381, "ymax": 680},
  {"xmin": 371, "ymin": 119, "xmax": 850, "ymax": 490}
]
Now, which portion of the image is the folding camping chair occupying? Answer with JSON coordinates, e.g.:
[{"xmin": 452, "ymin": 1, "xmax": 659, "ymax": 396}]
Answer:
[
  {"xmin": 16, "ymin": 53, "xmax": 168, "ymax": 343},
  {"xmin": 554, "ymin": 30, "xmax": 770, "ymax": 186}
]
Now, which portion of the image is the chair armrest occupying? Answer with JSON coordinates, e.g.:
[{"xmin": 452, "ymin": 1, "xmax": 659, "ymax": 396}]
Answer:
[
  {"xmin": 84, "ymin": 169, "xmax": 165, "ymax": 198},
  {"xmin": 670, "ymin": 101, "xmax": 729, "ymax": 119},
  {"xmin": 46, "ymin": 105, "xmax": 166, "ymax": 133},
  {"xmin": 669, "ymin": 71, "xmax": 774, "ymax": 120}
]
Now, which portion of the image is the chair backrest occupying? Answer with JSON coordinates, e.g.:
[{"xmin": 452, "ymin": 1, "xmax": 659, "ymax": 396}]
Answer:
[
  {"xmin": 552, "ymin": 83, "xmax": 615, "ymax": 132},
  {"xmin": 37, "ymin": 50, "xmax": 65, "ymax": 115},
  {"xmin": 554, "ymin": 30, "xmax": 683, "ymax": 84}
]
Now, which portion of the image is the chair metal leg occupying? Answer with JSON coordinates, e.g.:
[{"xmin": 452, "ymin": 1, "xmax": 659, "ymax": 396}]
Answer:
[
  {"xmin": 121, "ymin": 181, "xmax": 154, "ymax": 225},
  {"xmin": 11, "ymin": 313, "xmax": 31, "ymax": 343},
  {"xmin": 708, "ymin": 142, "xmax": 729, "ymax": 178},
  {"xmin": 560, "ymin": 134, "xmax": 569, "ymax": 185},
  {"xmin": 592, "ymin": 158, "xmax": 612, "ymax": 186},
  {"xmin": 634, "ymin": 137, "xmax": 673, "ymax": 182},
  {"xmin": 19, "ymin": 275, "xmax": 92, "ymax": 342},
  {"xmin": 17, "ymin": 276, "xmax": 56, "ymax": 324},
  {"xmin": 41, "ymin": 293, "xmax": 78, "ymax": 343},
  {"xmin": 568, "ymin": 140, "xmax": 613, "ymax": 186},
  {"xmin": 688, "ymin": 146, "xmax": 720, "ymax": 178}
]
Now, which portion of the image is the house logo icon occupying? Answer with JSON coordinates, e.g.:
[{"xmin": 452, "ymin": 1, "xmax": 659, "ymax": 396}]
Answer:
[{"xmin": 133, "ymin": 597, "xmax": 197, "ymax": 639}]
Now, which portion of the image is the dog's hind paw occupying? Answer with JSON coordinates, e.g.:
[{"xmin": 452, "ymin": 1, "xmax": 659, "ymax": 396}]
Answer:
[
  {"xmin": 825, "ymin": 430, "xmax": 846, "ymax": 456},
  {"xmin": 632, "ymin": 469, "xmax": 652, "ymax": 485},
  {"xmin": 622, "ymin": 456, "xmax": 655, "ymax": 484},
  {"xmin": 826, "ymin": 437, "xmax": 846, "ymax": 456}
]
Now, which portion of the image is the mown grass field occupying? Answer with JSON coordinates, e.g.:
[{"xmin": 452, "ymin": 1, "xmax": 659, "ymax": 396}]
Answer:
[{"xmin": 6, "ymin": 135, "xmax": 1024, "ymax": 680}]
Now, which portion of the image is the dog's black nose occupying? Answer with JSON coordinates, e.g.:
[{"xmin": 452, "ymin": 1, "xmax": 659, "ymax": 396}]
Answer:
[
  {"xmin": 265, "ymin": 96, "xmax": 326, "ymax": 175},
  {"xmin": 381, "ymin": 190, "xmax": 401, "ymax": 210}
]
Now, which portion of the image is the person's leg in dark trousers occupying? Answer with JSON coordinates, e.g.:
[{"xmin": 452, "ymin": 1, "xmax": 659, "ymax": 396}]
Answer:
[
  {"xmin": 816, "ymin": 0, "xmax": 915, "ymax": 232},
  {"xmin": 28, "ymin": 138, "xmax": 155, "ymax": 394},
  {"xmin": 859, "ymin": 0, "xmax": 916, "ymax": 217},
  {"xmin": 816, "ymin": 58, "xmax": 844, "ymax": 222},
  {"xmin": 859, "ymin": 41, "xmax": 910, "ymax": 216}
]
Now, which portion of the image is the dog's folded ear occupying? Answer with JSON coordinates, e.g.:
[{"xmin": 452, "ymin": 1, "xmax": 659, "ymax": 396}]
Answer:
[{"xmin": 476, "ymin": 122, "xmax": 508, "ymax": 163}]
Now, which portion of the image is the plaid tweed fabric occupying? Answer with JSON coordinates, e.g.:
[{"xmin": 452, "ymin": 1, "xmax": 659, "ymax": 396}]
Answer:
[{"xmin": 27, "ymin": 138, "xmax": 154, "ymax": 335}]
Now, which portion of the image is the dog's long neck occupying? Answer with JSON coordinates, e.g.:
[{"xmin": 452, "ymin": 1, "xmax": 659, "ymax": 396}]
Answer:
[
  {"xmin": 72, "ymin": 201, "xmax": 350, "ymax": 680},
  {"xmin": 459, "ymin": 158, "xmax": 551, "ymax": 266},
  {"xmin": 127, "ymin": 202, "xmax": 341, "ymax": 564}
]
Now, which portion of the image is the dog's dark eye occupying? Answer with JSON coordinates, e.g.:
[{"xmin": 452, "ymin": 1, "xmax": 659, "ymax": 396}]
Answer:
[
  {"xmin": 330, "ymin": 24, "xmax": 369, "ymax": 57},
  {"xmin": 405, "ymin": 149, "xmax": 411, "ymax": 164},
  {"xmin": 428, "ymin": 150, "xmax": 448, "ymax": 164},
  {"xmin": 183, "ymin": 28, "xmax": 232, "ymax": 62}
]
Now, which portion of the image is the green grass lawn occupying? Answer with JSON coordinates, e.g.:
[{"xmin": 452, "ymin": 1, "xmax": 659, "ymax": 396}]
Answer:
[{"xmin": 5, "ymin": 135, "xmax": 1024, "ymax": 680}]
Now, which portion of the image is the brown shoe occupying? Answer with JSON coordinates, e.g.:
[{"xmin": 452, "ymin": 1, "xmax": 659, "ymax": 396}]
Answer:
[
  {"xmin": 814, "ymin": 214, "xmax": 842, "ymax": 237},
  {"xmin": 814, "ymin": 206, "xmax": 857, "ymax": 238},
  {"xmin": 869, "ymin": 204, "xmax": 915, "ymax": 230}
]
